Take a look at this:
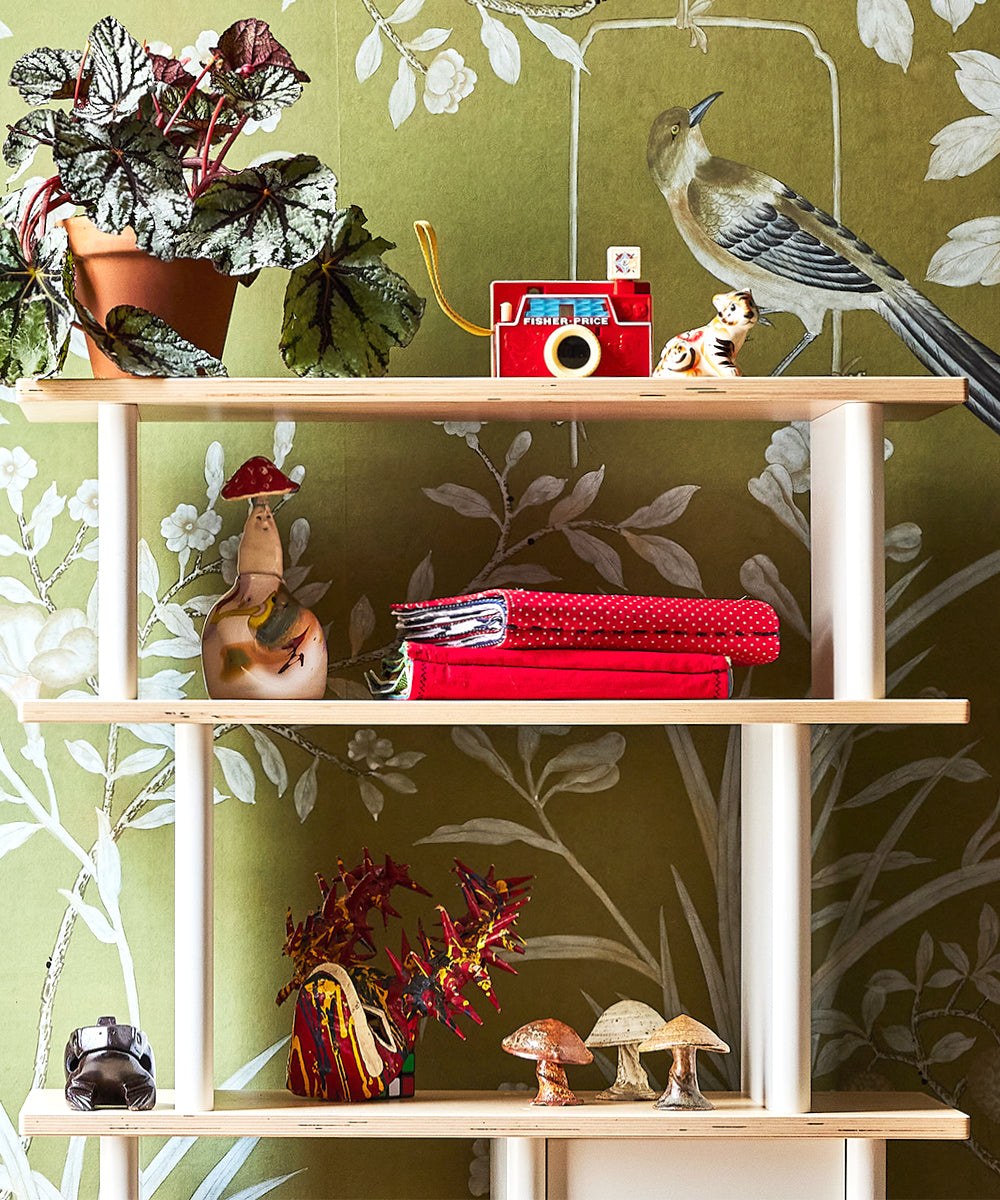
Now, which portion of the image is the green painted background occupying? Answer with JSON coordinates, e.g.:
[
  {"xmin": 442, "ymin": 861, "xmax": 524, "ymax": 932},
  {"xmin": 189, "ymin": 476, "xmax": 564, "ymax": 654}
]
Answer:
[{"xmin": 2, "ymin": 1, "xmax": 1000, "ymax": 1197}]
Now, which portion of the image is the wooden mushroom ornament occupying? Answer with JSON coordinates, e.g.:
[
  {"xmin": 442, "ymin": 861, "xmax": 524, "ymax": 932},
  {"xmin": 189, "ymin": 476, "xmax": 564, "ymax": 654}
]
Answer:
[
  {"xmin": 201, "ymin": 457, "xmax": 327, "ymax": 699},
  {"xmin": 639, "ymin": 1014, "xmax": 729, "ymax": 1110},
  {"xmin": 585, "ymin": 999, "xmax": 663, "ymax": 1101},
  {"xmin": 502, "ymin": 1018, "xmax": 592, "ymax": 1106}
]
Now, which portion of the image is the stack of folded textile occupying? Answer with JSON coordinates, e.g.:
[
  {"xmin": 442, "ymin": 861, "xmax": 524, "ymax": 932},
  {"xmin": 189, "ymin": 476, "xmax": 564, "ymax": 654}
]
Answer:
[{"xmin": 367, "ymin": 590, "xmax": 779, "ymax": 701}]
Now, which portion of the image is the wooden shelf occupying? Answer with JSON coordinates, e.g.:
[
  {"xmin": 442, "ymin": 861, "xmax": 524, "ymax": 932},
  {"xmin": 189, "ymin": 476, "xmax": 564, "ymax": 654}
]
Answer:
[
  {"xmin": 16, "ymin": 375, "xmax": 966, "ymax": 424},
  {"xmin": 19, "ymin": 697, "xmax": 971, "ymax": 727},
  {"xmin": 19, "ymin": 1089, "xmax": 969, "ymax": 1141}
]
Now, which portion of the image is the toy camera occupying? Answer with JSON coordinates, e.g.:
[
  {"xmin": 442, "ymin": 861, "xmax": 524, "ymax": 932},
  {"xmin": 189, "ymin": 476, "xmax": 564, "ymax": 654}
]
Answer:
[
  {"xmin": 413, "ymin": 222, "xmax": 652, "ymax": 379},
  {"xmin": 490, "ymin": 278, "xmax": 653, "ymax": 378}
]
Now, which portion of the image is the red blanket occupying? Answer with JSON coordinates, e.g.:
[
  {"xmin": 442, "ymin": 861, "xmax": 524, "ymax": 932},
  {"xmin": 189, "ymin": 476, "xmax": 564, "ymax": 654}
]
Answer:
[
  {"xmin": 392, "ymin": 590, "xmax": 779, "ymax": 666},
  {"xmin": 372, "ymin": 643, "xmax": 732, "ymax": 700}
]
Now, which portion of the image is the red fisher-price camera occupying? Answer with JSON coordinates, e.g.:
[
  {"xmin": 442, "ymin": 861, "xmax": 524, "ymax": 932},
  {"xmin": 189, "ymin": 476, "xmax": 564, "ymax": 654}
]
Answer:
[
  {"xmin": 491, "ymin": 257, "xmax": 652, "ymax": 378},
  {"xmin": 412, "ymin": 224, "xmax": 652, "ymax": 380}
]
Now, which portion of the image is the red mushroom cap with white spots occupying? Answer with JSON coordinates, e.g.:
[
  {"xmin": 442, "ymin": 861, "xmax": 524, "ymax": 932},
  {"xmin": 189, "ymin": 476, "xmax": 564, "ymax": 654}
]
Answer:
[{"xmin": 221, "ymin": 457, "xmax": 299, "ymax": 501}]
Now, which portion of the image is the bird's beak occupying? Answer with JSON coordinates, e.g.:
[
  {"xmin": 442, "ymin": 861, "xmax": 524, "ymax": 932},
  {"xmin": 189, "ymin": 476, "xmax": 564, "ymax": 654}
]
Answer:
[{"xmin": 689, "ymin": 92, "xmax": 722, "ymax": 126}]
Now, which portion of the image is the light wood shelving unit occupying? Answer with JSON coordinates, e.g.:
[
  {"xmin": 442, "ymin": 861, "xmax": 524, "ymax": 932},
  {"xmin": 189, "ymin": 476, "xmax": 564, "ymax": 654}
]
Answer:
[{"xmin": 16, "ymin": 376, "xmax": 971, "ymax": 1200}]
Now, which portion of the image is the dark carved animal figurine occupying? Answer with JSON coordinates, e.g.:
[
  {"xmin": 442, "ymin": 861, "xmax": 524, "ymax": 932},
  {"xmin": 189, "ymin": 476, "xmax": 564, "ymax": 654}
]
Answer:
[{"xmin": 64, "ymin": 1015, "xmax": 156, "ymax": 1110}]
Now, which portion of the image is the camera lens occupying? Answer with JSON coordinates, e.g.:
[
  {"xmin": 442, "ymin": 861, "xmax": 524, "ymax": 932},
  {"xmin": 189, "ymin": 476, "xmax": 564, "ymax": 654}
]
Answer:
[
  {"xmin": 555, "ymin": 335, "xmax": 592, "ymax": 371},
  {"xmin": 543, "ymin": 325, "xmax": 602, "ymax": 377}
]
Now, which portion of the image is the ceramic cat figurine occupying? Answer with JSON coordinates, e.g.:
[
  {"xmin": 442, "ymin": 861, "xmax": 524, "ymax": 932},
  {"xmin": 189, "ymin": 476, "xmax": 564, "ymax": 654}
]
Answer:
[
  {"xmin": 201, "ymin": 457, "xmax": 327, "ymax": 699},
  {"xmin": 653, "ymin": 289, "xmax": 758, "ymax": 377}
]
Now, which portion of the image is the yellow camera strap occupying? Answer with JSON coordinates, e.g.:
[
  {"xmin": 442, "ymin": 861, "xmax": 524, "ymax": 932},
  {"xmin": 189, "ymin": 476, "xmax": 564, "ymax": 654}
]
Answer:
[{"xmin": 413, "ymin": 220, "xmax": 492, "ymax": 337}]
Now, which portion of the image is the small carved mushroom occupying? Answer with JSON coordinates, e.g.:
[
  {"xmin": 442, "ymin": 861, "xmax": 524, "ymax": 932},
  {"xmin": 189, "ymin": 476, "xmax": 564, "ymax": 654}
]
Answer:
[
  {"xmin": 502, "ymin": 1018, "xmax": 592, "ymax": 1106},
  {"xmin": 585, "ymin": 999, "xmax": 664, "ymax": 1101},
  {"xmin": 638, "ymin": 1014, "xmax": 730, "ymax": 1111},
  {"xmin": 220, "ymin": 457, "xmax": 300, "ymax": 576}
]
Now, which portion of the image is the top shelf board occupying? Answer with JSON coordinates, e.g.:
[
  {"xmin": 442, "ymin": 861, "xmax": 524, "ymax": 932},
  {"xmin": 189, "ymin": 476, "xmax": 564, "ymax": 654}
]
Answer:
[
  {"xmin": 16, "ymin": 376, "xmax": 967, "ymax": 424},
  {"xmin": 19, "ymin": 1089, "xmax": 970, "ymax": 1141}
]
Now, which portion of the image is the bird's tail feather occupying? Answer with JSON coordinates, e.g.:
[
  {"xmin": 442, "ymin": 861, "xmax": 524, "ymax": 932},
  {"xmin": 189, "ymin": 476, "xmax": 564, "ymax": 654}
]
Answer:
[{"xmin": 878, "ymin": 286, "xmax": 1000, "ymax": 435}]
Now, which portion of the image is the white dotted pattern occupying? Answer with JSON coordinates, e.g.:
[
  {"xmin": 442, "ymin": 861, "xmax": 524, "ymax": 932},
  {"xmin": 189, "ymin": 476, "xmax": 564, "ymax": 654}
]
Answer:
[{"xmin": 394, "ymin": 590, "xmax": 780, "ymax": 666}]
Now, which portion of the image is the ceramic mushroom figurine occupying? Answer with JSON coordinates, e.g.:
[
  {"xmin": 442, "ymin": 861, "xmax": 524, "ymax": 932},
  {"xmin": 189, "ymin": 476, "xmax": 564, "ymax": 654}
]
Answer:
[
  {"xmin": 202, "ymin": 457, "xmax": 327, "ymax": 699},
  {"xmin": 502, "ymin": 1018, "xmax": 592, "ymax": 1106},
  {"xmin": 638, "ymin": 1014, "xmax": 730, "ymax": 1111},
  {"xmin": 585, "ymin": 999, "xmax": 664, "ymax": 1101}
]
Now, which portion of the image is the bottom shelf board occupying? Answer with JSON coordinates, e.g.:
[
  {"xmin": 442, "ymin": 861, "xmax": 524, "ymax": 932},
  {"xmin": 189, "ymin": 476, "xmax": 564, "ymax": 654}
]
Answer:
[{"xmin": 20, "ymin": 1089, "xmax": 968, "ymax": 1140}]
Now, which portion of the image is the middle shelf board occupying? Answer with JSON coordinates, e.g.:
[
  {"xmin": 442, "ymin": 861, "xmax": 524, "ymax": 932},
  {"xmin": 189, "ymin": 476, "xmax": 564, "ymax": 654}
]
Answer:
[
  {"xmin": 19, "ymin": 697, "xmax": 971, "ymax": 727},
  {"xmin": 20, "ymin": 1089, "xmax": 969, "ymax": 1141}
]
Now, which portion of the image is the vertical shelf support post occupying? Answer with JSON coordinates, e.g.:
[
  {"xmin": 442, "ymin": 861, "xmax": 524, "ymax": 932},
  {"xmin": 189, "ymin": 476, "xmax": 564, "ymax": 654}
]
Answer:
[
  {"xmin": 174, "ymin": 722, "xmax": 215, "ymax": 1112},
  {"xmin": 810, "ymin": 402, "xmax": 885, "ymax": 699},
  {"xmin": 98, "ymin": 1135, "xmax": 138, "ymax": 1200},
  {"xmin": 491, "ymin": 1138, "xmax": 546, "ymax": 1200},
  {"xmin": 741, "ymin": 722, "xmax": 811, "ymax": 1113},
  {"xmin": 97, "ymin": 404, "xmax": 138, "ymax": 700},
  {"xmin": 846, "ymin": 1138, "xmax": 887, "ymax": 1200}
]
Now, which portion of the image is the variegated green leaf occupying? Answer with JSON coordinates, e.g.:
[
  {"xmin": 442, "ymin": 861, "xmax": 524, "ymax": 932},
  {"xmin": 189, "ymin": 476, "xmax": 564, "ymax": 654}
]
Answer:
[
  {"xmin": 3, "ymin": 109, "xmax": 56, "ymax": 173},
  {"xmin": 53, "ymin": 113, "xmax": 192, "ymax": 257},
  {"xmin": 182, "ymin": 156, "xmax": 337, "ymax": 274},
  {"xmin": 213, "ymin": 63, "xmax": 302, "ymax": 122},
  {"xmin": 74, "ymin": 16, "xmax": 155, "ymax": 124},
  {"xmin": 74, "ymin": 303, "xmax": 227, "ymax": 377},
  {"xmin": 280, "ymin": 204, "xmax": 423, "ymax": 377},
  {"xmin": 8, "ymin": 46, "xmax": 85, "ymax": 106},
  {"xmin": 0, "ymin": 220, "xmax": 73, "ymax": 384}
]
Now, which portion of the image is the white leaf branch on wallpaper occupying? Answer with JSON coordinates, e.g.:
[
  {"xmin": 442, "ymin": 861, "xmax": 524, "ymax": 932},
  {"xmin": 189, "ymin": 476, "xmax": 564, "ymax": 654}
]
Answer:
[
  {"xmin": 857, "ymin": 0, "xmax": 914, "ymax": 70},
  {"xmin": 927, "ymin": 51, "xmax": 1000, "ymax": 179},
  {"xmin": 930, "ymin": 0, "xmax": 987, "ymax": 31},
  {"xmin": 926, "ymin": 218, "xmax": 1000, "ymax": 287},
  {"xmin": 476, "ymin": 4, "xmax": 520, "ymax": 83}
]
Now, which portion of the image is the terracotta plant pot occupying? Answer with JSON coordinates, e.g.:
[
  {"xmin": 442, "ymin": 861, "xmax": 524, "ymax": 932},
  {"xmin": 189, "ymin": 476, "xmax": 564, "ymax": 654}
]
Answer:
[{"xmin": 60, "ymin": 216, "xmax": 239, "ymax": 379}]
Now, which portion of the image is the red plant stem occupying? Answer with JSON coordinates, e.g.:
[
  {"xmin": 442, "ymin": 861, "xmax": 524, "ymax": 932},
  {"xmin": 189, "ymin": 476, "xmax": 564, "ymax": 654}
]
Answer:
[
  {"xmin": 73, "ymin": 42, "xmax": 90, "ymax": 108},
  {"xmin": 201, "ymin": 95, "xmax": 228, "ymax": 178},
  {"xmin": 191, "ymin": 114, "xmax": 248, "ymax": 200},
  {"xmin": 162, "ymin": 54, "xmax": 219, "ymax": 137},
  {"xmin": 211, "ymin": 113, "xmax": 249, "ymax": 171},
  {"xmin": 18, "ymin": 176, "xmax": 60, "ymax": 255}
]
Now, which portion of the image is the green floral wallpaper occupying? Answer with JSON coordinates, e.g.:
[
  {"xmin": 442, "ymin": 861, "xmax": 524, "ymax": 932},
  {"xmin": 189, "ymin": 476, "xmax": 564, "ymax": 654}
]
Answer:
[{"xmin": 2, "ymin": 1, "xmax": 1000, "ymax": 1198}]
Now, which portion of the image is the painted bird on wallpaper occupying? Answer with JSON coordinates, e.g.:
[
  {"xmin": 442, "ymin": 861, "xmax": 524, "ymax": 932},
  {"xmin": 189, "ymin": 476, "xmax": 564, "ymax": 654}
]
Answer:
[{"xmin": 646, "ymin": 92, "xmax": 1000, "ymax": 435}]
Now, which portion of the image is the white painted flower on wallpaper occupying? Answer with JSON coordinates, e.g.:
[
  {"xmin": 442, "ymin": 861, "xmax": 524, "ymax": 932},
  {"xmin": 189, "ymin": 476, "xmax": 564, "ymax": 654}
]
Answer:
[
  {"xmin": 179, "ymin": 29, "xmax": 219, "ymax": 90},
  {"xmin": 0, "ymin": 446, "xmax": 37, "ymax": 515},
  {"xmin": 160, "ymin": 504, "xmax": 223, "ymax": 577},
  {"xmin": 0, "ymin": 605, "xmax": 97, "ymax": 707},
  {"xmin": 348, "ymin": 728, "xmax": 396, "ymax": 769},
  {"xmin": 68, "ymin": 479, "xmax": 99, "ymax": 528},
  {"xmin": 423, "ymin": 49, "xmax": 477, "ymax": 114},
  {"xmin": 764, "ymin": 422, "xmax": 811, "ymax": 492}
]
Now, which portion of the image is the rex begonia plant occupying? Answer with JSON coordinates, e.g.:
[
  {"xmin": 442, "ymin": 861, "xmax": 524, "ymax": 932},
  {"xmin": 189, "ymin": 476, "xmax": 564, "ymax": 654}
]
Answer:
[{"xmin": 0, "ymin": 14, "xmax": 424, "ymax": 380}]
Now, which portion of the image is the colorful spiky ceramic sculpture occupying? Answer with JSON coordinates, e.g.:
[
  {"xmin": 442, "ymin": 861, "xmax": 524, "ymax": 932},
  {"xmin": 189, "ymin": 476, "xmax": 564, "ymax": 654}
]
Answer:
[{"xmin": 277, "ymin": 850, "xmax": 531, "ymax": 1101}]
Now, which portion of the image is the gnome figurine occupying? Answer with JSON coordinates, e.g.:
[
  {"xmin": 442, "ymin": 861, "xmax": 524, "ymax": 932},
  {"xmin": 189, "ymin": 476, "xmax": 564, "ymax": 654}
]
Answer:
[{"xmin": 201, "ymin": 457, "xmax": 327, "ymax": 699}]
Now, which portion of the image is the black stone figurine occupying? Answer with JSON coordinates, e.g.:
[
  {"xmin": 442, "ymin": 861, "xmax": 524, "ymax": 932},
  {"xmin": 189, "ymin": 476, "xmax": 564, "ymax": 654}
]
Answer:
[{"xmin": 64, "ymin": 1016, "xmax": 156, "ymax": 1110}]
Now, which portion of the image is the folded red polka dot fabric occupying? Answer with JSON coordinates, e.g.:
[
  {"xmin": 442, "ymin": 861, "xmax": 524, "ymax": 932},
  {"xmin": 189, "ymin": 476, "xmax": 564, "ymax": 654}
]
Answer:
[{"xmin": 390, "ymin": 590, "xmax": 780, "ymax": 667}]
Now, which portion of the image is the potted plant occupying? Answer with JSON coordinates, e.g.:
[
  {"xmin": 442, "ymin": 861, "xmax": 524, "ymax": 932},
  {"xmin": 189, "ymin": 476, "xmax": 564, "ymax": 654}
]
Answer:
[{"xmin": 0, "ymin": 14, "xmax": 424, "ymax": 380}]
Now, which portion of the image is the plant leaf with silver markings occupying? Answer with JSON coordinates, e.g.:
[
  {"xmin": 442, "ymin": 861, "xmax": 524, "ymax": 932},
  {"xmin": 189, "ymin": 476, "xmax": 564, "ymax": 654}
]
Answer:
[
  {"xmin": 74, "ymin": 16, "xmax": 155, "ymax": 124},
  {"xmin": 74, "ymin": 302, "xmax": 227, "ymax": 377},
  {"xmin": 53, "ymin": 113, "xmax": 191, "ymax": 258},
  {"xmin": 182, "ymin": 156, "xmax": 337, "ymax": 275},
  {"xmin": 3, "ymin": 110, "xmax": 56, "ymax": 174},
  {"xmin": 280, "ymin": 204, "xmax": 424, "ymax": 377},
  {"xmin": 0, "ymin": 220, "xmax": 73, "ymax": 384},
  {"xmin": 213, "ymin": 63, "xmax": 302, "ymax": 122},
  {"xmin": 8, "ymin": 46, "xmax": 86, "ymax": 106}
]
